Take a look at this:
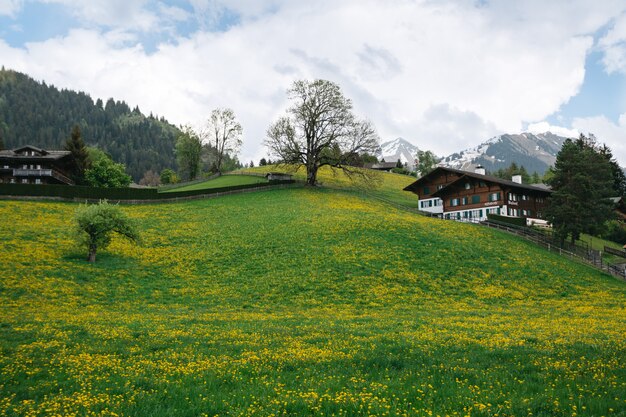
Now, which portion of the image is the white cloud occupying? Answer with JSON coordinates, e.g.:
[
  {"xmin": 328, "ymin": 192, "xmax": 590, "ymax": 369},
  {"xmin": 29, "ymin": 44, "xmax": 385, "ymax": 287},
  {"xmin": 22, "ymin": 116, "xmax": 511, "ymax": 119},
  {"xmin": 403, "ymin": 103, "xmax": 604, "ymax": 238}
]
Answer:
[
  {"xmin": 1, "ymin": 0, "xmax": 625, "ymax": 165},
  {"xmin": 526, "ymin": 122, "xmax": 579, "ymax": 139},
  {"xmin": 572, "ymin": 114, "xmax": 626, "ymax": 166},
  {"xmin": 0, "ymin": 0, "xmax": 22, "ymax": 16},
  {"xmin": 599, "ymin": 12, "xmax": 626, "ymax": 74}
]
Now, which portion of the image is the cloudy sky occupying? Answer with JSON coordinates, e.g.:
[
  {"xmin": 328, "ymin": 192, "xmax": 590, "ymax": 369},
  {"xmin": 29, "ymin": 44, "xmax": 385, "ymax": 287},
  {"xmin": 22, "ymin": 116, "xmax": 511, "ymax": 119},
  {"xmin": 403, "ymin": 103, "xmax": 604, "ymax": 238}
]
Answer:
[{"xmin": 1, "ymin": 0, "xmax": 625, "ymax": 165}]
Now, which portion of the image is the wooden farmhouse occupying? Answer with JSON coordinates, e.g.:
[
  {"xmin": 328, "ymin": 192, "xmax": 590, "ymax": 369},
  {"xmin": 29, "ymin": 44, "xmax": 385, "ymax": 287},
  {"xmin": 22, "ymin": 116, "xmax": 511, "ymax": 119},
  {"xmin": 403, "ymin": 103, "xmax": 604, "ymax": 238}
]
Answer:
[
  {"xmin": 0, "ymin": 145, "xmax": 74, "ymax": 185},
  {"xmin": 404, "ymin": 166, "xmax": 552, "ymax": 223}
]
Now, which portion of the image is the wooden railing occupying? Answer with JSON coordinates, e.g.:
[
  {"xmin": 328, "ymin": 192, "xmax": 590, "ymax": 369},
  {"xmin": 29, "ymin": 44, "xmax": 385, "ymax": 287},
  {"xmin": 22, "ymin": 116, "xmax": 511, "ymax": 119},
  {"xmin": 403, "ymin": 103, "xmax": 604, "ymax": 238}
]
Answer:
[
  {"xmin": 13, "ymin": 168, "xmax": 74, "ymax": 185},
  {"xmin": 604, "ymin": 246, "xmax": 626, "ymax": 258}
]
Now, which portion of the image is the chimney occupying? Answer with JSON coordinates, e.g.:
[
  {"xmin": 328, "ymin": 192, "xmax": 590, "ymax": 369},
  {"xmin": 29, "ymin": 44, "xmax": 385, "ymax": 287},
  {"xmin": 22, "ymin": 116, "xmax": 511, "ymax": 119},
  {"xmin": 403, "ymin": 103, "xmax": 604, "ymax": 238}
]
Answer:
[
  {"xmin": 512, "ymin": 174, "xmax": 522, "ymax": 184},
  {"xmin": 474, "ymin": 165, "xmax": 486, "ymax": 175}
]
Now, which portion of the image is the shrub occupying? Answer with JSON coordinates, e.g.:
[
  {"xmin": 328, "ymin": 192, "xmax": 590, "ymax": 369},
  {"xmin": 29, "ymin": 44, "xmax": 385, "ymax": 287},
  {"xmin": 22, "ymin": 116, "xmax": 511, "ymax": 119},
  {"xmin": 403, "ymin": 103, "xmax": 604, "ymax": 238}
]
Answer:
[{"xmin": 74, "ymin": 200, "xmax": 140, "ymax": 262}]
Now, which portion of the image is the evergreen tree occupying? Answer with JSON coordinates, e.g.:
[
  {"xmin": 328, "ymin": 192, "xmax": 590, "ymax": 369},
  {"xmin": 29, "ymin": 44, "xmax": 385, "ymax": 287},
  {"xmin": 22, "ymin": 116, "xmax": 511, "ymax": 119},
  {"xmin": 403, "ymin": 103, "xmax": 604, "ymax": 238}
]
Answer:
[
  {"xmin": 531, "ymin": 171, "xmax": 541, "ymax": 184},
  {"xmin": 545, "ymin": 135, "xmax": 615, "ymax": 245},
  {"xmin": 64, "ymin": 125, "xmax": 90, "ymax": 184},
  {"xmin": 598, "ymin": 143, "xmax": 626, "ymax": 196}
]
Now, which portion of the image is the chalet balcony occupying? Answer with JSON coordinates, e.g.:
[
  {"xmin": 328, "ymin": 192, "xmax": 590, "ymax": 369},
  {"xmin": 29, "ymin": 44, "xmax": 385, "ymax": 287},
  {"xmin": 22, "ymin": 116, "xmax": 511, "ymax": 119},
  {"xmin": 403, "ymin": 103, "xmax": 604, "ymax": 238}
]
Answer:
[{"xmin": 13, "ymin": 169, "xmax": 74, "ymax": 185}]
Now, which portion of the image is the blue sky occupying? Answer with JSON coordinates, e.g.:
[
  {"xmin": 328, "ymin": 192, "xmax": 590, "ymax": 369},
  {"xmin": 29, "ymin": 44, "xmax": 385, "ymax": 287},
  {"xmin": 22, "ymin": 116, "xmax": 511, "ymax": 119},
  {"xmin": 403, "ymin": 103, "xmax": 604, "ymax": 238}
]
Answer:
[{"xmin": 0, "ymin": 0, "xmax": 625, "ymax": 164}]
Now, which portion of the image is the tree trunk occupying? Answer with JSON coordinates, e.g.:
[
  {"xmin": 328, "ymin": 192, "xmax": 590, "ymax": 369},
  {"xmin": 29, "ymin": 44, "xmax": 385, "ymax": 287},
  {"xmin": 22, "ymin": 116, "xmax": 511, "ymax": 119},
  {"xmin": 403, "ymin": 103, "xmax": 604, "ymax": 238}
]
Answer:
[
  {"xmin": 88, "ymin": 244, "xmax": 97, "ymax": 263},
  {"xmin": 306, "ymin": 165, "xmax": 318, "ymax": 186}
]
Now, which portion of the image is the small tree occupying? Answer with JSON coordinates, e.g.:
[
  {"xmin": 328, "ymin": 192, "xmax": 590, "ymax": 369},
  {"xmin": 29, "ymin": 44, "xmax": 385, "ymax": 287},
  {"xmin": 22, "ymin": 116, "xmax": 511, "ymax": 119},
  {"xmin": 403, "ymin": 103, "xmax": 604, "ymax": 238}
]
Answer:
[
  {"xmin": 175, "ymin": 127, "xmax": 202, "ymax": 180},
  {"xmin": 85, "ymin": 157, "xmax": 132, "ymax": 187},
  {"xmin": 64, "ymin": 125, "xmax": 90, "ymax": 184},
  {"xmin": 160, "ymin": 168, "xmax": 178, "ymax": 184},
  {"xmin": 415, "ymin": 150, "xmax": 438, "ymax": 177},
  {"xmin": 74, "ymin": 200, "xmax": 140, "ymax": 262},
  {"xmin": 202, "ymin": 108, "xmax": 243, "ymax": 173},
  {"xmin": 139, "ymin": 170, "xmax": 161, "ymax": 186}
]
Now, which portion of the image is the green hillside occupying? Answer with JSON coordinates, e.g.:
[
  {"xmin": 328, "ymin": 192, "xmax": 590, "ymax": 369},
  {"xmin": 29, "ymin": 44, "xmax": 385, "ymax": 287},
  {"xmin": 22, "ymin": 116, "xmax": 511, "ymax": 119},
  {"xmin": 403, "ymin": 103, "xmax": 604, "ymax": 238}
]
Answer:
[
  {"xmin": 161, "ymin": 174, "xmax": 269, "ymax": 193},
  {"xmin": 0, "ymin": 68, "xmax": 180, "ymax": 180},
  {"xmin": 239, "ymin": 165, "xmax": 418, "ymax": 207},
  {"xmin": 1, "ymin": 187, "xmax": 625, "ymax": 416}
]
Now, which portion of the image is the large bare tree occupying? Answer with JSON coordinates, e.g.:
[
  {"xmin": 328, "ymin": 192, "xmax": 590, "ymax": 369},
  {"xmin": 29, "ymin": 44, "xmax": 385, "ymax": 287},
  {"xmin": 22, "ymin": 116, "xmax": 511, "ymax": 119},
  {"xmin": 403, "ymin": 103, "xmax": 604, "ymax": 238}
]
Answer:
[
  {"xmin": 266, "ymin": 79, "xmax": 380, "ymax": 186},
  {"xmin": 203, "ymin": 108, "xmax": 243, "ymax": 173}
]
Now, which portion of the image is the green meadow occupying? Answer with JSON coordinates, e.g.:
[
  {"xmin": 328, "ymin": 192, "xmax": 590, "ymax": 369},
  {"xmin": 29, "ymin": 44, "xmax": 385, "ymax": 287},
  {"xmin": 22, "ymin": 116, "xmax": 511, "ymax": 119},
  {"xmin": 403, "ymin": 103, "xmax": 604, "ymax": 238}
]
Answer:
[
  {"xmin": 1, "ymin": 176, "xmax": 625, "ymax": 416},
  {"xmin": 160, "ymin": 174, "xmax": 269, "ymax": 193}
]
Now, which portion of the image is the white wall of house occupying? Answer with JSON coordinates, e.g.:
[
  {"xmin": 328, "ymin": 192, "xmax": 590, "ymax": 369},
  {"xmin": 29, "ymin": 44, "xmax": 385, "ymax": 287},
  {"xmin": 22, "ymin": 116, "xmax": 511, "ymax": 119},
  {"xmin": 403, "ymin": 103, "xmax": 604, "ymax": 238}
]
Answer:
[
  {"xmin": 418, "ymin": 198, "xmax": 444, "ymax": 214},
  {"xmin": 443, "ymin": 205, "xmax": 507, "ymax": 222}
]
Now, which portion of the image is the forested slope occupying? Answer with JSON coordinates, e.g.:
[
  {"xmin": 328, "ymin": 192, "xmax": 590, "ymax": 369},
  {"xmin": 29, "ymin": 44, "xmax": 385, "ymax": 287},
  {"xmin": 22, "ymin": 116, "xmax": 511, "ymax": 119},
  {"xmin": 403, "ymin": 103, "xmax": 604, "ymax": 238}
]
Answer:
[{"xmin": 0, "ymin": 68, "xmax": 180, "ymax": 180}]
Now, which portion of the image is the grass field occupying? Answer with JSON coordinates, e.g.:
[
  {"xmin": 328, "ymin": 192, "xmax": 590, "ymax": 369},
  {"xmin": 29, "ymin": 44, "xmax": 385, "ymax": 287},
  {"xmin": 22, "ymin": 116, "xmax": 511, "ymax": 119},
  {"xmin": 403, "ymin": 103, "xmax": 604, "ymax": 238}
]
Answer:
[
  {"xmin": 160, "ymin": 174, "xmax": 269, "ymax": 193},
  {"xmin": 1, "ymin": 187, "xmax": 626, "ymax": 416}
]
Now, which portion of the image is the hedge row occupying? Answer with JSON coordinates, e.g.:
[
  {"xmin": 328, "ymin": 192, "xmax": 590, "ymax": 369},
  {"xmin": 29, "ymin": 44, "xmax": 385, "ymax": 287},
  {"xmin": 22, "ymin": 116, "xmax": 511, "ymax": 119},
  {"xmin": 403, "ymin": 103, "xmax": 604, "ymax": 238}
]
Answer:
[
  {"xmin": 486, "ymin": 213, "xmax": 527, "ymax": 227},
  {"xmin": 0, "ymin": 180, "xmax": 296, "ymax": 202}
]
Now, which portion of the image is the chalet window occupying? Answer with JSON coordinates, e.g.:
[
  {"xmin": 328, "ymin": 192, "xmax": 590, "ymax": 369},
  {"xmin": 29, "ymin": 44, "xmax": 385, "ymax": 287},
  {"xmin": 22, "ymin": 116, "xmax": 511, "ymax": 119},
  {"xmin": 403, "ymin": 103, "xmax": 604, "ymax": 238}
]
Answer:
[
  {"xmin": 36, "ymin": 165, "xmax": 41, "ymax": 169},
  {"xmin": 521, "ymin": 194, "xmax": 529, "ymax": 201},
  {"xmin": 464, "ymin": 183, "xmax": 471, "ymax": 190},
  {"xmin": 10, "ymin": 178, "xmax": 15, "ymax": 183},
  {"xmin": 21, "ymin": 179, "xmax": 28, "ymax": 184},
  {"xmin": 428, "ymin": 200, "xmax": 433, "ymax": 207},
  {"xmin": 479, "ymin": 181, "xmax": 487, "ymax": 187},
  {"xmin": 462, "ymin": 197, "xmax": 468, "ymax": 205},
  {"xmin": 423, "ymin": 186, "xmax": 430, "ymax": 195},
  {"xmin": 35, "ymin": 179, "xmax": 41, "ymax": 184},
  {"xmin": 437, "ymin": 184, "xmax": 444, "ymax": 190},
  {"xmin": 472, "ymin": 195, "xmax": 480, "ymax": 204},
  {"xmin": 508, "ymin": 193, "xmax": 518, "ymax": 201},
  {"xmin": 450, "ymin": 198, "xmax": 460, "ymax": 207},
  {"xmin": 489, "ymin": 192, "xmax": 500, "ymax": 202},
  {"xmin": 23, "ymin": 164, "xmax": 27, "ymax": 169}
]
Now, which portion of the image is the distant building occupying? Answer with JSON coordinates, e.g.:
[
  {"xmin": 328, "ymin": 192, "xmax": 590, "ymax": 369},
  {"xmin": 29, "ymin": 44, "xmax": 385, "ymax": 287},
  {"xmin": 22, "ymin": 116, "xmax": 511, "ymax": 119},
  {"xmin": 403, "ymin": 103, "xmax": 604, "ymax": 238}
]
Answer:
[
  {"xmin": 265, "ymin": 172, "xmax": 293, "ymax": 181},
  {"xmin": 0, "ymin": 145, "xmax": 74, "ymax": 185},
  {"xmin": 364, "ymin": 162, "xmax": 397, "ymax": 172},
  {"xmin": 403, "ymin": 166, "xmax": 552, "ymax": 222}
]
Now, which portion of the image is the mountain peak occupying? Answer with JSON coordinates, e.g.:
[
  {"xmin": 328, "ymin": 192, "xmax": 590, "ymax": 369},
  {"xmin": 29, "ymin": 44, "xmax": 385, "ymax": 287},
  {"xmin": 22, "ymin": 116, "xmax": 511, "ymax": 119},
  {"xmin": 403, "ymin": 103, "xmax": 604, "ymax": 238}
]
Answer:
[
  {"xmin": 378, "ymin": 137, "xmax": 419, "ymax": 169},
  {"xmin": 441, "ymin": 131, "xmax": 568, "ymax": 175}
]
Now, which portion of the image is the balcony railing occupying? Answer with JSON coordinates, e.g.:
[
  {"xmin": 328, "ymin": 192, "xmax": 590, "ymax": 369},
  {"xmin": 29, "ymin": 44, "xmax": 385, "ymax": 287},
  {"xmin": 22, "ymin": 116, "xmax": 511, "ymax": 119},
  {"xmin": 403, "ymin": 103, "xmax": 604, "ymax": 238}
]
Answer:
[{"xmin": 13, "ymin": 169, "xmax": 74, "ymax": 185}]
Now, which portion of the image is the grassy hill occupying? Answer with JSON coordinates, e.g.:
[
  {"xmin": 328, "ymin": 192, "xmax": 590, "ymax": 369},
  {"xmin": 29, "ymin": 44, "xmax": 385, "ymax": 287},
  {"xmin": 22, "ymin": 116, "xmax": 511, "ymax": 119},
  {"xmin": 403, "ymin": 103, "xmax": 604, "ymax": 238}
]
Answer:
[
  {"xmin": 1, "ymin": 184, "xmax": 625, "ymax": 416},
  {"xmin": 238, "ymin": 165, "xmax": 418, "ymax": 207}
]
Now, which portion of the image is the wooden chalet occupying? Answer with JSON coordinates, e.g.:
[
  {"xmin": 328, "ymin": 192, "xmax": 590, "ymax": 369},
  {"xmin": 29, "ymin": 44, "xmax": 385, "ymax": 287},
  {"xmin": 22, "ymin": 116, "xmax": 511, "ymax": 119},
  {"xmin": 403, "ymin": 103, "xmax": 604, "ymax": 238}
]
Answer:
[
  {"xmin": 0, "ymin": 145, "xmax": 74, "ymax": 185},
  {"xmin": 403, "ymin": 166, "xmax": 552, "ymax": 222}
]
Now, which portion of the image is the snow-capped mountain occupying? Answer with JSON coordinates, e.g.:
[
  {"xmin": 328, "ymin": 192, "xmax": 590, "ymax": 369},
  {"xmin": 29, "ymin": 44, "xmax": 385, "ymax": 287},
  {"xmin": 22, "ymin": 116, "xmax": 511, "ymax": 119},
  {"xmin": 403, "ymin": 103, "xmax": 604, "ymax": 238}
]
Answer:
[
  {"xmin": 378, "ymin": 137, "xmax": 419, "ymax": 170},
  {"xmin": 441, "ymin": 132, "xmax": 571, "ymax": 175}
]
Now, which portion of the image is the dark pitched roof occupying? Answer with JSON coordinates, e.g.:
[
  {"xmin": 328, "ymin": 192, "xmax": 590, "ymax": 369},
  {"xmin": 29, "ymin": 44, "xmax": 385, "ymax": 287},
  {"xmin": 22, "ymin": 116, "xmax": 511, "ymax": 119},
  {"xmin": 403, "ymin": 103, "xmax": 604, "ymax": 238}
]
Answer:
[
  {"xmin": 432, "ymin": 173, "xmax": 553, "ymax": 198},
  {"xmin": 403, "ymin": 166, "xmax": 467, "ymax": 192},
  {"xmin": 0, "ymin": 145, "xmax": 71, "ymax": 160},
  {"xmin": 13, "ymin": 145, "xmax": 48, "ymax": 155},
  {"xmin": 403, "ymin": 166, "xmax": 552, "ymax": 195}
]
